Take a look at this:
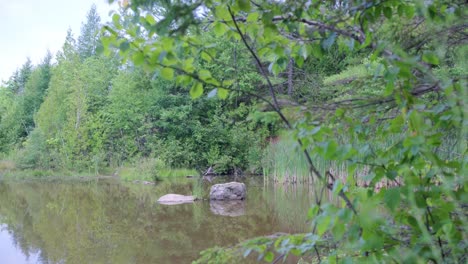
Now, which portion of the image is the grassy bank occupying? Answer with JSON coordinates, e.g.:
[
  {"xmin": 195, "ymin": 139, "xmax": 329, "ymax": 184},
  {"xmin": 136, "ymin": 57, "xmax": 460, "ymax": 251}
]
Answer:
[
  {"xmin": 117, "ymin": 158, "xmax": 198, "ymax": 182},
  {"xmin": 0, "ymin": 157, "xmax": 197, "ymax": 182}
]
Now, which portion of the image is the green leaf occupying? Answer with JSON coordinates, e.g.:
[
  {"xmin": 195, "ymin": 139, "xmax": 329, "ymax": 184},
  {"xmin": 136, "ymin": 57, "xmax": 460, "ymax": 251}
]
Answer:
[
  {"xmin": 133, "ymin": 52, "xmax": 145, "ymax": 66},
  {"xmin": 384, "ymin": 188, "xmax": 400, "ymax": 211},
  {"xmin": 119, "ymin": 41, "xmax": 130, "ymax": 52},
  {"xmin": 389, "ymin": 115, "xmax": 404, "ymax": 132},
  {"xmin": 213, "ymin": 22, "xmax": 229, "ymax": 37},
  {"xmin": 415, "ymin": 192, "xmax": 427, "ymax": 208},
  {"xmin": 261, "ymin": 11, "xmax": 274, "ymax": 24},
  {"xmin": 397, "ymin": 5, "xmax": 405, "ymax": 17},
  {"xmin": 100, "ymin": 36, "xmax": 112, "ymax": 50},
  {"xmin": 160, "ymin": 67, "xmax": 174, "ymax": 80},
  {"xmin": 336, "ymin": 108, "xmax": 345, "ymax": 117},
  {"xmin": 176, "ymin": 75, "xmax": 192, "ymax": 86},
  {"xmin": 383, "ymin": 7, "xmax": 392, "ymax": 19},
  {"xmin": 290, "ymin": 248, "xmax": 301, "ymax": 256},
  {"xmin": 295, "ymin": 56, "xmax": 304, "ymax": 67},
  {"xmin": 374, "ymin": 6, "xmax": 382, "ymax": 17},
  {"xmin": 264, "ymin": 251, "xmax": 274, "ymax": 262},
  {"xmin": 217, "ymin": 88, "xmax": 228, "ymax": 99},
  {"xmin": 316, "ymin": 215, "xmax": 331, "ymax": 236},
  {"xmin": 325, "ymin": 141, "xmax": 338, "ymax": 159},
  {"xmin": 409, "ymin": 110, "xmax": 423, "ymax": 131},
  {"xmin": 198, "ymin": 69, "xmax": 212, "ymax": 81},
  {"xmin": 332, "ymin": 181, "xmax": 344, "ymax": 195},
  {"xmin": 422, "ymin": 52, "xmax": 440, "ymax": 65},
  {"xmin": 405, "ymin": 5, "xmax": 415, "ymax": 18},
  {"xmin": 309, "ymin": 43, "xmax": 322, "ymax": 58},
  {"xmin": 322, "ymin": 32, "xmax": 337, "ymax": 50},
  {"xmin": 428, "ymin": 5, "xmax": 437, "ymax": 20},
  {"xmin": 215, "ymin": 5, "xmax": 231, "ymax": 20},
  {"xmin": 307, "ymin": 205, "xmax": 319, "ymax": 220},
  {"xmin": 238, "ymin": 0, "xmax": 251, "ymax": 12},
  {"xmin": 161, "ymin": 38, "xmax": 175, "ymax": 51},
  {"xmin": 222, "ymin": 79, "xmax": 235, "ymax": 87},
  {"xmin": 146, "ymin": 14, "xmax": 156, "ymax": 26},
  {"xmin": 112, "ymin": 14, "xmax": 122, "ymax": 29},
  {"xmin": 201, "ymin": 51, "xmax": 212, "ymax": 62},
  {"xmin": 362, "ymin": 31, "xmax": 373, "ymax": 48},
  {"xmin": 331, "ymin": 221, "xmax": 345, "ymax": 240},
  {"xmin": 190, "ymin": 82, "xmax": 204, "ymax": 98},
  {"xmin": 182, "ymin": 58, "xmax": 195, "ymax": 73},
  {"xmin": 247, "ymin": 12, "xmax": 259, "ymax": 22}
]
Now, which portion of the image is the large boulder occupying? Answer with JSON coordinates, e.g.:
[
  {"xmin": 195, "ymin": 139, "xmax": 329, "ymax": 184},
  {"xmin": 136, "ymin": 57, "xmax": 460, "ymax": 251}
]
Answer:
[
  {"xmin": 157, "ymin": 194, "xmax": 196, "ymax": 205},
  {"xmin": 209, "ymin": 182, "xmax": 246, "ymax": 200}
]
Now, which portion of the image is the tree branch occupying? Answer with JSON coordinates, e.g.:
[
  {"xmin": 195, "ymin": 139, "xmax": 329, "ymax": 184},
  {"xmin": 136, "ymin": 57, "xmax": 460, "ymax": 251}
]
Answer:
[{"xmin": 228, "ymin": 6, "xmax": 359, "ymax": 216}]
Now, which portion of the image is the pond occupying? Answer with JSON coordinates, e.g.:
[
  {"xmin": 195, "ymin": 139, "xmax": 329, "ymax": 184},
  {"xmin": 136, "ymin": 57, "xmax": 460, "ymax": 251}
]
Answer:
[{"xmin": 0, "ymin": 176, "xmax": 323, "ymax": 263}]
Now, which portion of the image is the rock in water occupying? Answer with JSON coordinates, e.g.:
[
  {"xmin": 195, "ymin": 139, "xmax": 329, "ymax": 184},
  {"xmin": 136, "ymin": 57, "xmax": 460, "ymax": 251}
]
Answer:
[
  {"xmin": 209, "ymin": 182, "xmax": 246, "ymax": 200},
  {"xmin": 157, "ymin": 194, "xmax": 196, "ymax": 205}
]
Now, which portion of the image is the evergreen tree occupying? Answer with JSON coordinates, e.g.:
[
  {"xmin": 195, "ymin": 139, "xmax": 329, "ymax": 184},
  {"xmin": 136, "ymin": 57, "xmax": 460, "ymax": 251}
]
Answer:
[
  {"xmin": 0, "ymin": 51, "xmax": 53, "ymax": 152},
  {"xmin": 21, "ymin": 51, "xmax": 53, "ymax": 134},
  {"xmin": 57, "ymin": 28, "xmax": 77, "ymax": 62},
  {"xmin": 77, "ymin": 4, "xmax": 101, "ymax": 59},
  {"xmin": 5, "ymin": 58, "xmax": 33, "ymax": 94}
]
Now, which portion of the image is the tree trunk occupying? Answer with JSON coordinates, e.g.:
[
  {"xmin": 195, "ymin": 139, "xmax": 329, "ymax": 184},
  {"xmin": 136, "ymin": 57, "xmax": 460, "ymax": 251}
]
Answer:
[{"xmin": 287, "ymin": 57, "xmax": 294, "ymax": 96}]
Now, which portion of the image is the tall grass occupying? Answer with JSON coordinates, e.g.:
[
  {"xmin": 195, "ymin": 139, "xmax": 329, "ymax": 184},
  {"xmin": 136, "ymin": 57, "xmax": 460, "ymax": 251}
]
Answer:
[
  {"xmin": 262, "ymin": 131, "xmax": 464, "ymax": 186},
  {"xmin": 262, "ymin": 132, "xmax": 364, "ymax": 184},
  {"xmin": 262, "ymin": 138, "xmax": 351, "ymax": 184},
  {"xmin": 262, "ymin": 133, "xmax": 392, "ymax": 186},
  {"xmin": 262, "ymin": 138, "xmax": 313, "ymax": 183}
]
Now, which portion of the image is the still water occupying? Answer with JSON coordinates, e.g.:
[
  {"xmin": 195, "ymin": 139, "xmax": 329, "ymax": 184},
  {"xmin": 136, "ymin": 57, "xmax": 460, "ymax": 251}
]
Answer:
[{"xmin": 0, "ymin": 177, "xmax": 316, "ymax": 263}]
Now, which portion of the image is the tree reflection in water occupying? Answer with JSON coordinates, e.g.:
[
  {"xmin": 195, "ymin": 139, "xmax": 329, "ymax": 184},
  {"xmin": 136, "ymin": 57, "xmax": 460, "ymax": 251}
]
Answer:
[{"xmin": 0, "ymin": 178, "xmax": 316, "ymax": 263}]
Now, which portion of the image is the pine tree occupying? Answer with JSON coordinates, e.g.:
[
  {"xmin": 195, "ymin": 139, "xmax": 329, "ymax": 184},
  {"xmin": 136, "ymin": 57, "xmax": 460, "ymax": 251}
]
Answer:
[
  {"xmin": 77, "ymin": 4, "xmax": 101, "ymax": 59},
  {"xmin": 6, "ymin": 58, "xmax": 33, "ymax": 94},
  {"xmin": 57, "ymin": 28, "xmax": 77, "ymax": 62}
]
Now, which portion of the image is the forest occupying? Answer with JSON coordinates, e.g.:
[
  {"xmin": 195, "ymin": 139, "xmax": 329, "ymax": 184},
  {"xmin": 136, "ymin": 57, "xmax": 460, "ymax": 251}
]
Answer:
[{"xmin": 0, "ymin": 0, "xmax": 466, "ymax": 263}]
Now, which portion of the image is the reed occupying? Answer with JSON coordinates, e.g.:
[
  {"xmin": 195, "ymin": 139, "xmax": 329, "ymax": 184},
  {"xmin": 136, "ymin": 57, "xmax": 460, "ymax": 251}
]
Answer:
[
  {"xmin": 262, "ymin": 138, "xmax": 312, "ymax": 184},
  {"xmin": 262, "ymin": 131, "xmax": 464, "ymax": 186},
  {"xmin": 263, "ymin": 133, "xmax": 407, "ymax": 185}
]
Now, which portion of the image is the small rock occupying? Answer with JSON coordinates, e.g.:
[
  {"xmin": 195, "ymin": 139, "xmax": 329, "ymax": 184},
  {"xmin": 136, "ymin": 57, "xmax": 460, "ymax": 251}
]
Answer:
[
  {"xmin": 209, "ymin": 182, "xmax": 246, "ymax": 200},
  {"xmin": 157, "ymin": 194, "xmax": 196, "ymax": 205}
]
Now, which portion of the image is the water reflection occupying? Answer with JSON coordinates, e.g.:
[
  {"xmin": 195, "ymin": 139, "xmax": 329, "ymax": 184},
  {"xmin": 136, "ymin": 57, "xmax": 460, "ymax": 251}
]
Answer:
[
  {"xmin": 210, "ymin": 200, "xmax": 245, "ymax": 217},
  {"xmin": 0, "ymin": 178, "xmax": 317, "ymax": 263},
  {"xmin": 0, "ymin": 225, "xmax": 41, "ymax": 264}
]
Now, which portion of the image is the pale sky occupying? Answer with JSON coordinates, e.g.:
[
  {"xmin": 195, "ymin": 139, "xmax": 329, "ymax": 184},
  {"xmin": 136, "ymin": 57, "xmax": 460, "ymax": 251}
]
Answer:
[{"xmin": 0, "ymin": 0, "xmax": 116, "ymax": 83}]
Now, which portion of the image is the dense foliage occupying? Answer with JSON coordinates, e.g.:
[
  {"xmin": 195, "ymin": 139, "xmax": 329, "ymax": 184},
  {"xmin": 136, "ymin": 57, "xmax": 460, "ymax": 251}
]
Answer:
[
  {"xmin": 101, "ymin": 0, "xmax": 466, "ymax": 263},
  {"xmin": 0, "ymin": 0, "xmax": 466, "ymax": 263},
  {"xmin": 0, "ymin": 5, "xmax": 269, "ymax": 175}
]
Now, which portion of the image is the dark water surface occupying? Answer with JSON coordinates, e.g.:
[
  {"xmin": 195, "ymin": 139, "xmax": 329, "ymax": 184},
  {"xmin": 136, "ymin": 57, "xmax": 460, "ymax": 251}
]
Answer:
[{"xmin": 0, "ymin": 177, "xmax": 316, "ymax": 263}]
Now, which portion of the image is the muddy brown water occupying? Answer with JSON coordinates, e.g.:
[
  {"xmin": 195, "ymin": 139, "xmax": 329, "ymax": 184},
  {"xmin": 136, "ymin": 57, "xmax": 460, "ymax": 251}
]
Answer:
[{"xmin": 0, "ymin": 176, "xmax": 319, "ymax": 263}]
